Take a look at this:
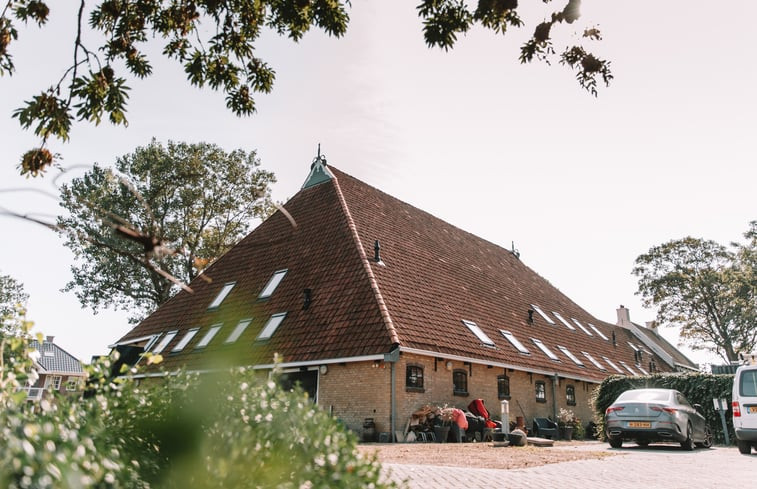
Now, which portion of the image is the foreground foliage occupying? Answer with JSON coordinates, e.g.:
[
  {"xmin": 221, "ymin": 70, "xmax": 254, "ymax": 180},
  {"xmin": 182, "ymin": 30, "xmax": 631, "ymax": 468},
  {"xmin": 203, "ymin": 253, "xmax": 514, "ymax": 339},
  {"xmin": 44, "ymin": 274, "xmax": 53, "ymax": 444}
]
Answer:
[
  {"xmin": 2, "ymin": 0, "xmax": 611, "ymax": 175},
  {"xmin": 0, "ymin": 271, "xmax": 28, "ymax": 337},
  {"xmin": 1, "ymin": 335, "xmax": 395, "ymax": 488}
]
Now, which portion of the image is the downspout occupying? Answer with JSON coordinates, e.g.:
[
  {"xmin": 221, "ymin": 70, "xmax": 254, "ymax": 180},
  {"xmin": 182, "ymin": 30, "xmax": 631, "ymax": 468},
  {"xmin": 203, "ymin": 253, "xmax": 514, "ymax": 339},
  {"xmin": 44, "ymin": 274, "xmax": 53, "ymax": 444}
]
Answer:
[
  {"xmin": 384, "ymin": 346, "xmax": 400, "ymax": 442},
  {"xmin": 552, "ymin": 373, "xmax": 559, "ymax": 423}
]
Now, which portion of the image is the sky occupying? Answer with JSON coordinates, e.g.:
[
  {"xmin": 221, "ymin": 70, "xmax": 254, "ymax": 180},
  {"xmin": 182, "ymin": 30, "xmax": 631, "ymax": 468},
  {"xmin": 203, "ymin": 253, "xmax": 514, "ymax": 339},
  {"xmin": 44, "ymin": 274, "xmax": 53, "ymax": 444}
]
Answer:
[{"xmin": 1, "ymin": 1, "xmax": 754, "ymax": 366}]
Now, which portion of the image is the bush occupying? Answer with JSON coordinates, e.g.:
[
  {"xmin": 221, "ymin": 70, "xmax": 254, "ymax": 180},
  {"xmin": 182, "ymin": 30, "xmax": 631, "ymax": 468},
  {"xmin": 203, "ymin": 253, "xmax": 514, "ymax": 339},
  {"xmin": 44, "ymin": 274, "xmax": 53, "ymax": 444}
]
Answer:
[
  {"xmin": 1, "ymin": 336, "xmax": 400, "ymax": 488},
  {"xmin": 591, "ymin": 373, "xmax": 734, "ymax": 444}
]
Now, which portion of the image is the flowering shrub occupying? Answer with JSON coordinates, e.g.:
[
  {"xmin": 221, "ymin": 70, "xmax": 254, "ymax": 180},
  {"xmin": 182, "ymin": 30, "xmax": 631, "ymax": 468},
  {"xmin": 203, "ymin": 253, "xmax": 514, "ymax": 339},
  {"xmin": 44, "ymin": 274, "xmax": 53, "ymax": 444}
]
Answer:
[{"xmin": 1, "ymin": 332, "xmax": 400, "ymax": 489}]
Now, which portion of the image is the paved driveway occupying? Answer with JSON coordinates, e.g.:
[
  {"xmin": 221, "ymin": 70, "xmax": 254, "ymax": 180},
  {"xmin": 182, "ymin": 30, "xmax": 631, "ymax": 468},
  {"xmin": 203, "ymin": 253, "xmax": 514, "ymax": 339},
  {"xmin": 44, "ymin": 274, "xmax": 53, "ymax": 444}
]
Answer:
[{"xmin": 381, "ymin": 443, "xmax": 756, "ymax": 489}]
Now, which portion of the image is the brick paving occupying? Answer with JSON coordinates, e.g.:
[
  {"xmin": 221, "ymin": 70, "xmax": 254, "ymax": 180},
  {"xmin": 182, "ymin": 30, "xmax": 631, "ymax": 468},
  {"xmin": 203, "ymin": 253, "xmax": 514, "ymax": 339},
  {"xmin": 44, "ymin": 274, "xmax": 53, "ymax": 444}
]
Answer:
[{"xmin": 381, "ymin": 442, "xmax": 756, "ymax": 488}]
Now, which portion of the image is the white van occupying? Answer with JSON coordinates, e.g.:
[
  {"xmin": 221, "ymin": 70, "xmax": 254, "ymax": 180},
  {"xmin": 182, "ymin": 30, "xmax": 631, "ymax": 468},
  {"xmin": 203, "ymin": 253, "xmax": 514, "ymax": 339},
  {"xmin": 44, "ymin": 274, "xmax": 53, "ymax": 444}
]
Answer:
[{"xmin": 732, "ymin": 353, "xmax": 757, "ymax": 454}]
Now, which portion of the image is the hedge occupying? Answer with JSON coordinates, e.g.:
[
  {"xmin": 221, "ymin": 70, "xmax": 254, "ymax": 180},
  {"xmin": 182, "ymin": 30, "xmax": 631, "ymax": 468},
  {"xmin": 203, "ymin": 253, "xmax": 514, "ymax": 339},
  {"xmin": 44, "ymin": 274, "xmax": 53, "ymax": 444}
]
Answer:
[{"xmin": 591, "ymin": 373, "xmax": 735, "ymax": 444}]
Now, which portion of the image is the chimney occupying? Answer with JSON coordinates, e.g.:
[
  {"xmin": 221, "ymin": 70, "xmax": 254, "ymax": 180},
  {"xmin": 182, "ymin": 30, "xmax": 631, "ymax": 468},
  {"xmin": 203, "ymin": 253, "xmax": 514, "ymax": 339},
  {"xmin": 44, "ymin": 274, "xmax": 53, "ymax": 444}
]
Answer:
[
  {"xmin": 616, "ymin": 305, "xmax": 632, "ymax": 328},
  {"xmin": 45, "ymin": 335, "xmax": 55, "ymax": 343}
]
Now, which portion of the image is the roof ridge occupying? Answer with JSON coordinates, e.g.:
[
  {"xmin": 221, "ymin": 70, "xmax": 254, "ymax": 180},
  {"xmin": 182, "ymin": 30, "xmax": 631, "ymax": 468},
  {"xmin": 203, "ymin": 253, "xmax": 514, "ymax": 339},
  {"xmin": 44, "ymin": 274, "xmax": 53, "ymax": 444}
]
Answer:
[{"xmin": 330, "ymin": 170, "xmax": 400, "ymax": 347}]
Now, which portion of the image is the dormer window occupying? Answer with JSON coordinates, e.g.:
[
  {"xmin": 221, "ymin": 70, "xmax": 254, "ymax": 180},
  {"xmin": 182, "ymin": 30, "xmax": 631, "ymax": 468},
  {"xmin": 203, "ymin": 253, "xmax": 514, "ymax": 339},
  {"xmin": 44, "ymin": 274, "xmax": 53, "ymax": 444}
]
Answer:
[
  {"xmin": 208, "ymin": 282, "xmax": 236, "ymax": 309},
  {"xmin": 570, "ymin": 318, "xmax": 593, "ymax": 336},
  {"xmin": 557, "ymin": 345, "xmax": 584, "ymax": 366},
  {"xmin": 256, "ymin": 312, "xmax": 287, "ymax": 341},
  {"xmin": 530, "ymin": 304, "xmax": 555, "ymax": 325},
  {"xmin": 259, "ymin": 269, "xmax": 287, "ymax": 299},
  {"xmin": 225, "ymin": 319, "xmax": 252, "ymax": 344},
  {"xmin": 195, "ymin": 324, "xmax": 222, "ymax": 349},
  {"xmin": 531, "ymin": 338, "xmax": 559, "ymax": 361},
  {"xmin": 152, "ymin": 330, "xmax": 178, "ymax": 354},
  {"xmin": 462, "ymin": 320, "xmax": 495, "ymax": 347},
  {"xmin": 500, "ymin": 330, "xmax": 529, "ymax": 354},
  {"xmin": 172, "ymin": 328, "xmax": 199, "ymax": 352},
  {"xmin": 552, "ymin": 312, "xmax": 575, "ymax": 331}
]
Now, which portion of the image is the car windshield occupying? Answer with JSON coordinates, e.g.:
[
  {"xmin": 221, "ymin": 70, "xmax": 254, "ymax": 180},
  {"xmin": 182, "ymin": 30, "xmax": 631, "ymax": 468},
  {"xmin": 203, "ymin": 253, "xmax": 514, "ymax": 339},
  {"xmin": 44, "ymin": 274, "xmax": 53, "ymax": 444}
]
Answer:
[{"xmin": 616, "ymin": 390, "xmax": 671, "ymax": 403}]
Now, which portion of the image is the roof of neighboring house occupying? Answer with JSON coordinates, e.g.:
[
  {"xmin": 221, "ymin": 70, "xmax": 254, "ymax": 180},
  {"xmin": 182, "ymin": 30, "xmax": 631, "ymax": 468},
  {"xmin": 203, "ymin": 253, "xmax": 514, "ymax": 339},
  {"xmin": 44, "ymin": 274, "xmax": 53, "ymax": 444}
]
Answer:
[
  {"xmin": 30, "ymin": 338, "xmax": 84, "ymax": 375},
  {"xmin": 629, "ymin": 323, "xmax": 698, "ymax": 371},
  {"xmin": 117, "ymin": 160, "xmax": 693, "ymax": 382}
]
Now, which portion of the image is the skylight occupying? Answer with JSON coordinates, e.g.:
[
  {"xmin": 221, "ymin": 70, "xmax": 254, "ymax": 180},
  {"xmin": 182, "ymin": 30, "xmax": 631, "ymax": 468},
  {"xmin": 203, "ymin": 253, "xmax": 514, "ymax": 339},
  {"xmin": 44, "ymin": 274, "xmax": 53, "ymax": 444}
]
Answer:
[
  {"xmin": 195, "ymin": 324, "xmax": 222, "ymax": 349},
  {"xmin": 582, "ymin": 351, "xmax": 606, "ymax": 370},
  {"xmin": 588, "ymin": 323, "xmax": 609, "ymax": 340},
  {"xmin": 531, "ymin": 338, "xmax": 559, "ymax": 361},
  {"xmin": 259, "ymin": 269, "xmax": 288, "ymax": 299},
  {"xmin": 602, "ymin": 356, "xmax": 625, "ymax": 374},
  {"xmin": 636, "ymin": 364, "xmax": 650, "ymax": 375},
  {"xmin": 152, "ymin": 330, "xmax": 178, "ymax": 354},
  {"xmin": 462, "ymin": 320, "xmax": 496, "ymax": 347},
  {"xmin": 257, "ymin": 312, "xmax": 287, "ymax": 341},
  {"xmin": 551, "ymin": 312, "xmax": 575, "ymax": 330},
  {"xmin": 627, "ymin": 342, "xmax": 639, "ymax": 352},
  {"xmin": 208, "ymin": 282, "xmax": 236, "ymax": 309},
  {"xmin": 557, "ymin": 346, "xmax": 584, "ymax": 366},
  {"xmin": 530, "ymin": 304, "xmax": 555, "ymax": 325},
  {"xmin": 225, "ymin": 319, "xmax": 252, "ymax": 344},
  {"xmin": 500, "ymin": 330, "xmax": 529, "ymax": 354},
  {"xmin": 619, "ymin": 361, "xmax": 639, "ymax": 376},
  {"xmin": 571, "ymin": 318, "xmax": 593, "ymax": 336},
  {"xmin": 172, "ymin": 328, "xmax": 199, "ymax": 352}
]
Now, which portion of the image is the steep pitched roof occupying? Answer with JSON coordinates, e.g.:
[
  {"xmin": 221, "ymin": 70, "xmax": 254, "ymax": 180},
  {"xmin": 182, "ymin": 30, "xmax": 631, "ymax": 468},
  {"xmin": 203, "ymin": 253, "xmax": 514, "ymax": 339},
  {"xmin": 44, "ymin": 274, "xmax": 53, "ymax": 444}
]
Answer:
[
  {"xmin": 117, "ymin": 165, "xmax": 684, "ymax": 382},
  {"xmin": 30, "ymin": 339, "xmax": 84, "ymax": 375}
]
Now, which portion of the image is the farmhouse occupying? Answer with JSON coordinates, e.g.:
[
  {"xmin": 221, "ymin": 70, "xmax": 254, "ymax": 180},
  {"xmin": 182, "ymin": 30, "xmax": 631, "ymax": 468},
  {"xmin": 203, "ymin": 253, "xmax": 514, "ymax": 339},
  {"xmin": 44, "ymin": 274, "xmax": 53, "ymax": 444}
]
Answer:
[{"xmin": 113, "ymin": 154, "xmax": 697, "ymax": 439}]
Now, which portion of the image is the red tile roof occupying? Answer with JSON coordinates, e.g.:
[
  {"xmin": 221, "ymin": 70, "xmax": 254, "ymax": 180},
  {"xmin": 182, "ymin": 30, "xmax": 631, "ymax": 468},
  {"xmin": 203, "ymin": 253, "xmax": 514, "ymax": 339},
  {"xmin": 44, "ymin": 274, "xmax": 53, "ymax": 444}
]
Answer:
[{"xmin": 117, "ymin": 165, "xmax": 692, "ymax": 381}]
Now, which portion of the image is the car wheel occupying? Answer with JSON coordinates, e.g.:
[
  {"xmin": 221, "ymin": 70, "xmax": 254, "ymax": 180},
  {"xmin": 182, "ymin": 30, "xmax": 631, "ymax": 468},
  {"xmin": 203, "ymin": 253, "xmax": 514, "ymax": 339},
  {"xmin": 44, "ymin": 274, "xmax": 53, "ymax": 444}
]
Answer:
[
  {"xmin": 636, "ymin": 440, "xmax": 649, "ymax": 447},
  {"xmin": 737, "ymin": 439, "xmax": 752, "ymax": 454},
  {"xmin": 680, "ymin": 423, "xmax": 695, "ymax": 451},
  {"xmin": 696, "ymin": 426, "xmax": 713, "ymax": 449},
  {"xmin": 608, "ymin": 437, "xmax": 623, "ymax": 449}
]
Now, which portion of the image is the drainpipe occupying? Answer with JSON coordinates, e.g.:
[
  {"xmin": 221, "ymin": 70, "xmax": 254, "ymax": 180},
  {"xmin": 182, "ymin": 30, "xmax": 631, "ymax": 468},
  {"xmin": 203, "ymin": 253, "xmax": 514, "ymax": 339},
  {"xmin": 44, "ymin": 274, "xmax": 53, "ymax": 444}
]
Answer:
[
  {"xmin": 384, "ymin": 346, "xmax": 400, "ymax": 442},
  {"xmin": 552, "ymin": 373, "xmax": 559, "ymax": 422}
]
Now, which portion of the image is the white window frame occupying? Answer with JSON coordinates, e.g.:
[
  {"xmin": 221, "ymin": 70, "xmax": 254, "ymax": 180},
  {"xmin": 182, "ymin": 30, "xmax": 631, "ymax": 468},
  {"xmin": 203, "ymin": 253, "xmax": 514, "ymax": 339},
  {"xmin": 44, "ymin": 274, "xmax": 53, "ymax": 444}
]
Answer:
[
  {"xmin": 172, "ymin": 328, "xmax": 200, "ymax": 352},
  {"xmin": 588, "ymin": 323, "xmax": 609, "ymax": 341},
  {"xmin": 49, "ymin": 375, "xmax": 62, "ymax": 390},
  {"xmin": 636, "ymin": 364, "xmax": 650, "ymax": 375},
  {"xmin": 195, "ymin": 324, "xmax": 222, "ymax": 349},
  {"xmin": 462, "ymin": 320, "xmax": 496, "ymax": 347},
  {"xmin": 552, "ymin": 312, "xmax": 575, "ymax": 330},
  {"xmin": 557, "ymin": 345, "xmax": 584, "ymax": 366},
  {"xmin": 582, "ymin": 351, "xmax": 606, "ymax": 371},
  {"xmin": 531, "ymin": 338, "xmax": 559, "ymax": 361},
  {"xmin": 500, "ymin": 330, "xmax": 529, "ymax": 354},
  {"xmin": 627, "ymin": 341, "xmax": 639, "ymax": 352},
  {"xmin": 66, "ymin": 378, "xmax": 78, "ymax": 391},
  {"xmin": 619, "ymin": 361, "xmax": 639, "ymax": 376},
  {"xmin": 225, "ymin": 319, "xmax": 252, "ymax": 344},
  {"xmin": 208, "ymin": 282, "xmax": 236, "ymax": 309},
  {"xmin": 259, "ymin": 270, "xmax": 288, "ymax": 299},
  {"xmin": 602, "ymin": 356, "xmax": 625, "ymax": 374},
  {"xmin": 257, "ymin": 313, "xmax": 287, "ymax": 341},
  {"xmin": 571, "ymin": 318, "xmax": 593, "ymax": 336},
  {"xmin": 153, "ymin": 330, "xmax": 178, "ymax": 354},
  {"xmin": 530, "ymin": 304, "xmax": 555, "ymax": 325}
]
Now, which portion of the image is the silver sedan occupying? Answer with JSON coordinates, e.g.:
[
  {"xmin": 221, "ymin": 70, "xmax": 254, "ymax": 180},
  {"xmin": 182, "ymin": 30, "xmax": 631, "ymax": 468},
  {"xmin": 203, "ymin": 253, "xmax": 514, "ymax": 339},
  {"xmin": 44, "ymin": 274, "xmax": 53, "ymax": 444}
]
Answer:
[{"xmin": 605, "ymin": 388, "xmax": 713, "ymax": 450}]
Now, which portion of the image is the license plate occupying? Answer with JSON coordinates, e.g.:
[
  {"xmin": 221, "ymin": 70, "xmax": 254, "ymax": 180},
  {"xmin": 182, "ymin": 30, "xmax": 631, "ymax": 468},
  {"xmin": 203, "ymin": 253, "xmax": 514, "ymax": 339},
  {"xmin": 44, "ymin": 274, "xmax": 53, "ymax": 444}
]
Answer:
[
  {"xmin": 749, "ymin": 406, "xmax": 757, "ymax": 414},
  {"xmin": 628, "ymin": 421, "xmax": 651, "ymax": 428}
]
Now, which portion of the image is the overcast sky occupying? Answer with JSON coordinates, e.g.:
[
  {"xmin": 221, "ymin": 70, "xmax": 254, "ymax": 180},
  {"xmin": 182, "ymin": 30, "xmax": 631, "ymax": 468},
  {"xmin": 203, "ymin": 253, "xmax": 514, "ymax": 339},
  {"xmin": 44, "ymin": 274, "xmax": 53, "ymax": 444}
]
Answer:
[{"xmin": 1, "ymin": 1, "xmax": 754, "ymax": 365}]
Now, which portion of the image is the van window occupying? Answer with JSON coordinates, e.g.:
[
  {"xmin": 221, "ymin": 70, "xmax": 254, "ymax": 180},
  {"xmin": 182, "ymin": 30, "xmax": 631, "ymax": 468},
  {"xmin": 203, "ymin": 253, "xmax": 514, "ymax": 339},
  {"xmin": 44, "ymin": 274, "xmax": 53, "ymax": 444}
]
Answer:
[{"xmin": 740, "ymin": 369, "xmax": 757, "ymax": 396}]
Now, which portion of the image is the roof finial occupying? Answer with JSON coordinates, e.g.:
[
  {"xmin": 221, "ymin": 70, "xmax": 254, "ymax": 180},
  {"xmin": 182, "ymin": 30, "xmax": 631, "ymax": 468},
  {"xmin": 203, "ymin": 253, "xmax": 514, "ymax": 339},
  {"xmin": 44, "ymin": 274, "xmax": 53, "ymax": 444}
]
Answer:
[{"xmin": 311, "ymin": 143, "xmax": 327, "ymax": 169}]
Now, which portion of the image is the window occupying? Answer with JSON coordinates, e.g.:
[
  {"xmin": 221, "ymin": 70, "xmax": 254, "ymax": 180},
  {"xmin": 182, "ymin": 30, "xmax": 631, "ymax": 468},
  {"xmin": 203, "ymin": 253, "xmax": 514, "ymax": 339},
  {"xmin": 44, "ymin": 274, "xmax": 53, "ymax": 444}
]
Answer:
[
  {"xmin": 535, "ymin": 381, "xmax": 546, "ymax": 403},
  {"xmin": 571, "ymin": 318, "xmax": 593, "ymax": 336},
  {"xmin": 530, "ymin": 304, "xmax": 555, "ymax": 325},
  {"xmin": 552, "ymin": 312, "xmax": 575, "ymax": 330},
  {"xmin": 566, "ymin": 385, "xmax": 576, "ymax": 406},
  {"xmin": 462, "ymin": 320, "xmax": 495, "ymax": 347},
  {"xmin": 453, "ymin": 369, "xmax": 468, "ymax": 396},
  {"xmin": 66, "ymin": 378, "xmax": 78, "ymax": 391},
  {"xmin": 619, "ymin": 361, "xmax": 639, "ymax": 376},
  {"xmin": 195, "ymin": 324, "xmax": 222, "ymax": 349},
  {"xmin": 602, "ymin": 356, "xmax": 625, "ymax": 374},
  {"xmin": 152, "ymin": 330, "xmax": 178, "ymax": 354},
  {"xmin": 627, "ymin": 342, "xmax": 639, "ymax": 351},
  {"xmin": 172, "ymin": 328, "xmax": 200, "ymax": 352},
  {"xmin": 257, "ymin": 312, "xmax": 287, "ymax": 341},
  {"xmin": 531, "ymin": 338, "xmax": 559, "ymax": 361},
  {"xmin": 208, "ymin": 282, "xmax": 236, "ymax": 309},
  {"xmin": 497, "ymin": 374, "xmax": 511, "ymax": 399},
  {"xmin": 582, "ymin": 351, "xmax": 606, "ymax": 371},
  {"xmin": 406, "ymin": 365, "xmax": 424, "ymax": 392},
  {"xmin": 50, "ymin": 375, "xmax": 62, "ymax": 390},
  {"xmin": 557, "ymin": 345, "xmax": 584, "ymax": 366},
  {"xmin": 500, "ymin": 330, "xmax": 529, "ymax": 354},
  {"xmin": 225, "ymin": 319, "xmax": 252, "ymax": 344},
  {"xmin": 588, "ymin": 323, "xmax": 609, "ymax": 340},
  {"xmin": 259, "ymin": 269, "xmax": 288, "ymax": 299},
  {"xmin": 636, "ymin": 364, "xmax": 650, "ymax": 375}
]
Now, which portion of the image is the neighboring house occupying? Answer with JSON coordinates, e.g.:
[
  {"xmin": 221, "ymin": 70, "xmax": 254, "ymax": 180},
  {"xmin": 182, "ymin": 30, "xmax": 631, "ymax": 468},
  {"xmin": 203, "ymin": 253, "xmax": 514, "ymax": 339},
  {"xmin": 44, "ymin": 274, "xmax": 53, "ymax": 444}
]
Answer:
[
  {"xmin": 24, "ymin": 336, "xmax": 85, "ymax": 401},
  {"xmin": 113, "ymin": 155, "xmax": 698, "ymax": 438}
]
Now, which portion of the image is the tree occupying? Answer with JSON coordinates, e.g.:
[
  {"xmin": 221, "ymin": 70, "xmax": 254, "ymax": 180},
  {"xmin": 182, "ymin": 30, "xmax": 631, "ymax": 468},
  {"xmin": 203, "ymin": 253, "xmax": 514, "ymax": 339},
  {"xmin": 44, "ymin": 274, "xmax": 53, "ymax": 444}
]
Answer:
[
  {"xmin": 0, "ymin": 271, "xmax": 28, "ymax": 336},
  {"xmin": 2, "ymin": 0, "xmax": 611, "ymax": 176},
  {"xmin": 57, "ymin": 139, "xmax": 276, "ymax": 322},
  {"xmin": 633, "ymin": 222, "xmax": 757, "ymax": 363}
]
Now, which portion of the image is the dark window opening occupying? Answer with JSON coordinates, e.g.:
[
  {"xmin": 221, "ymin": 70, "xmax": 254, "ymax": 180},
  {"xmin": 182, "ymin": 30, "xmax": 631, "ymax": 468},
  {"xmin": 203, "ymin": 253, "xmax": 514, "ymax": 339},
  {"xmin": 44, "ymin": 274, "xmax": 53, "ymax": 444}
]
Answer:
[
  {"xmin": 497, "ymin": 374, "xmax": 511, "ymax": 399},
  {"xmin": 278, "ymin": 370, "xmax": 318, "ymax": 402},
  {"xmin": 535, "ymin": 380, "xmax": 546, "ymax": 403},
  {"xmin": 406, "ymin": 365, "xmax": 424, "ymax": 392},
  {"xmin": 453, "ymin": 369, "xmax": 468, "ymax": 396},
  {"xmin": 566, "ymin": 384, "xmax": 576, "ymax": 406}
]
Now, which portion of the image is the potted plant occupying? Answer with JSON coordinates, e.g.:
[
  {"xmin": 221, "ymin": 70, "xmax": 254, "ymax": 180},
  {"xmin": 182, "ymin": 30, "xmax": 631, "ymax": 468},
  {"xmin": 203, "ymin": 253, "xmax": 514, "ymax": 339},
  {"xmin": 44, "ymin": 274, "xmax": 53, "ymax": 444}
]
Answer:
[
  {"xmin": 558, "ymin": 408, "xmax": 576, "ymax": 441},
  {"xmin": 433, "ymin": 405, "xmax": 454, "ymax": 443}
]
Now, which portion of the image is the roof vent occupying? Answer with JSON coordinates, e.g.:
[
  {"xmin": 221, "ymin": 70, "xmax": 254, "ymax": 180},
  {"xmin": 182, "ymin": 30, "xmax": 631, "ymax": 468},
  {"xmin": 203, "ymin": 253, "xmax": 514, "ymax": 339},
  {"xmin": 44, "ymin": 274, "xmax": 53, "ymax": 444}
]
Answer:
[
  {"xmin": 511, "ymin": 241, "xmax": 520, "ymax": 259},
  {"xmin": 374, "ymin": 240, "xmax": 385, "ymax": 266},
  {"xmin": 303, "ymin": 288, "xmax": 312, "ymax": 310}
]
